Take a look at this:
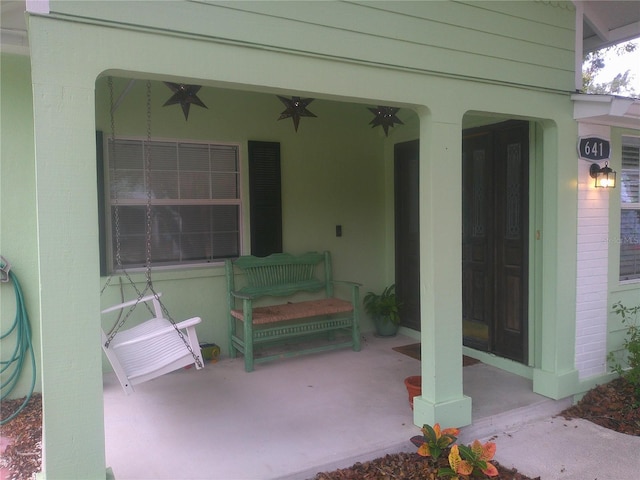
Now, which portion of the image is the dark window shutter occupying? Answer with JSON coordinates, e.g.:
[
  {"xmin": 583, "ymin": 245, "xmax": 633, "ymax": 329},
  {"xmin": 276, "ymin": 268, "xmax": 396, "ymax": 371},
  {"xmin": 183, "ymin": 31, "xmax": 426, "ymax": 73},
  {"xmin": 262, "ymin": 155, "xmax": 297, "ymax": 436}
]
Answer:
[{"xmin": 248, "ymin": 141, "xmax": 282, "ymax": 257}]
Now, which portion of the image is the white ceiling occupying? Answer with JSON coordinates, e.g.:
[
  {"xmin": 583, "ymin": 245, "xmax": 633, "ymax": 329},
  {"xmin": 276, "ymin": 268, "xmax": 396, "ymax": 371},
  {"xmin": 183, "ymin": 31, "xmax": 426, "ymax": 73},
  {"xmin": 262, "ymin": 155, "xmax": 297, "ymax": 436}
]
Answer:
[
  {"xmin": 1, "ymin": 1, "xmax": 639, "ymax": 55},
  {"xmin": 581, "ymin": 0, "xmax": 640, "ymax": 51}
]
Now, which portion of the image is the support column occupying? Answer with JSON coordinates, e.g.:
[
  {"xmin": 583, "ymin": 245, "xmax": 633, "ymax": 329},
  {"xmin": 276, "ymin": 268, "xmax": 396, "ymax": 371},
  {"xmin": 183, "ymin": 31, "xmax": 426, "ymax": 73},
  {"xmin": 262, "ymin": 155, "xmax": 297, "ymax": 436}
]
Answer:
[
  {"xmin": 413, "ymin": 110, "xmax": 472, "ymax": 428},
  {"xmin": 532, "ymin": 120, "xmax": 580, "ymax": 399},
  {"xmin": 29, "ymin": 17, "xmax": 106, "ymax": 479}
]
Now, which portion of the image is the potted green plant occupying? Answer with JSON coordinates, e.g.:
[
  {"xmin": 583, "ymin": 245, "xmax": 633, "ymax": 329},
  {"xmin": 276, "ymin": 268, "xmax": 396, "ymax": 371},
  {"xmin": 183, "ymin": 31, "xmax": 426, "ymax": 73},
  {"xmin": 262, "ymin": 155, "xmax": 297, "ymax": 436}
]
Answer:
[{"xmin": 363, "ymin": 284, "xmax": 402, "ymax": 337}]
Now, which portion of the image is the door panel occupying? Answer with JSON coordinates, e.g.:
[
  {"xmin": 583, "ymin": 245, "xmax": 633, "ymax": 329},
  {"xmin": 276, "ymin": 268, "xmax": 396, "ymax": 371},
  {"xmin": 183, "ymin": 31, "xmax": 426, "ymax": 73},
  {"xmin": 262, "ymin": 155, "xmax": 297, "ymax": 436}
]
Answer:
[
  {"xmin": 462, "ymin": 131, "xmax": 493, "ymax": 349},
  {"xmin": 493, "ymin": 124, "xmax": 529, "ymax": 362},
  {"xmin": 394, "ymin": 140, "xmax": 421, "ymax": 331},
  {"xmin": 462, "ymin": 121, "xmax": 528, "ymax": 363}
]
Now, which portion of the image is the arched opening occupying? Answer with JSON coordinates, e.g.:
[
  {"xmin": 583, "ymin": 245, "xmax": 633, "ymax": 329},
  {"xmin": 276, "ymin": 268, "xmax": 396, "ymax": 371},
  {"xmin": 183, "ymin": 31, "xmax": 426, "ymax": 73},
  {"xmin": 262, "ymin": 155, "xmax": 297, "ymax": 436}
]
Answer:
[{"xmin": 95, "ymin": 73, "xmax": 424, "ymax": 478}]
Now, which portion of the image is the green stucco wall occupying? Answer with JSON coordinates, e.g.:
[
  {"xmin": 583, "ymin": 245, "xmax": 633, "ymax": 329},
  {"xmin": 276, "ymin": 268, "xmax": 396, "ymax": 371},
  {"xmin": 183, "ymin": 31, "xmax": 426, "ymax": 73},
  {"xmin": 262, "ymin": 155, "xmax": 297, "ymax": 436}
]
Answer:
[
  {"xmin": 95, "ymin": 78, "xmax": 395, "ymax": 358},
  {"xmin": 0, "ymin": 53, "xmax": 41, "ymax": 397}
]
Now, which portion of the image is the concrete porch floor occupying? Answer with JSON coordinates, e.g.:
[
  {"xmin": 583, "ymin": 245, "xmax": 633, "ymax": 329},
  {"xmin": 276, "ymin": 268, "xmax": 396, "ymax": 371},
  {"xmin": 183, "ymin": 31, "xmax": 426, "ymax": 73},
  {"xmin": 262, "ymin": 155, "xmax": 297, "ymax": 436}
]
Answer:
[{"xmin": 103, "ymin": 333, "xmax": 570, "ymax": 480}]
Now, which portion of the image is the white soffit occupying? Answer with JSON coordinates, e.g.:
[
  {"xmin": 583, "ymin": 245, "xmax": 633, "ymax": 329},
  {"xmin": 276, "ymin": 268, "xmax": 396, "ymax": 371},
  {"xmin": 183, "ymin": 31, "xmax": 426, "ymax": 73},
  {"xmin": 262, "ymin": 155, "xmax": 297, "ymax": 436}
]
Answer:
[{"xmin": 572, "ymin": 93, "xmax": 640, "ymax": 129}]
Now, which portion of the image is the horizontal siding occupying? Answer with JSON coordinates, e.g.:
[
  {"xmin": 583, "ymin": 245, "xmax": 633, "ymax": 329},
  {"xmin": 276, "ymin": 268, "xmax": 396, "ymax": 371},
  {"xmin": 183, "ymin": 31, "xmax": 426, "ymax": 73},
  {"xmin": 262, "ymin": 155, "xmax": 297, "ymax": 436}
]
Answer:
[
  {"xmin": 352, "ymin": 1, "xmax": 574, "ymax": 52},
  {"xmin": 218, "ymin": 0, "xmax": 573, "ymax": 65},
  {"xmin": 50, "ymin": 0, "xmax": 575, "ymax": 91}
]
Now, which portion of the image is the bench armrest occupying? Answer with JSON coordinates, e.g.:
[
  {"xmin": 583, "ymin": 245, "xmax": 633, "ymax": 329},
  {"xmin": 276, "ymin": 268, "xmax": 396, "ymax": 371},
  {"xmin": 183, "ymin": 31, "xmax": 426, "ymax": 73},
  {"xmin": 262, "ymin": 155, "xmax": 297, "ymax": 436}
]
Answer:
[{"xmin": 230, "ymin": 290, "xmax": 255, "ymax": 300}]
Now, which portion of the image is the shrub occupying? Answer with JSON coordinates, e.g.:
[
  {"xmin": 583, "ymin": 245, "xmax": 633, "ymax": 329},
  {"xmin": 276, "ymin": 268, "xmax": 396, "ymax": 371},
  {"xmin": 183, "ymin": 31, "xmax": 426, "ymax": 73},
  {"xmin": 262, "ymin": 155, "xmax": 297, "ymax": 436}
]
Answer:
[
  {"xmin": 607, "ymin": 301, "xmax": 640, "ymax": 400},
  {"xmin": 413, "ymin": 424, "xmax": 498, "ymax": 479},
  {"xmin": 414, "ymin": 423, "xmax": 459, "ymax": 464},
  {"xmin": 439, "ymin": 441, "xmax": 499, "ymax": 479}
]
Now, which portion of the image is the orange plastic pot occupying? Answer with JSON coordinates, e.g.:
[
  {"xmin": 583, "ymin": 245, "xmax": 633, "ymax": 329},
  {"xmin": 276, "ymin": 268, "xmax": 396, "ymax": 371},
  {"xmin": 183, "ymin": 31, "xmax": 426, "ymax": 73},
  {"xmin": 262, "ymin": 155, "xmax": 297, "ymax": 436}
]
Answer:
[{"xmin": 404, "ymin": 376, "xmax": 422, "ymax": 410}]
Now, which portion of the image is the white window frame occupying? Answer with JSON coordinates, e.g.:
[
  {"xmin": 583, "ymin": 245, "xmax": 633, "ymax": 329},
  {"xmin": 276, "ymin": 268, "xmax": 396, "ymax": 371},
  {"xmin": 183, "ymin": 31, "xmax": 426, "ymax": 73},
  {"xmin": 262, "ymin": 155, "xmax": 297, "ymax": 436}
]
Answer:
[{"xmin": 104, "ymin": 136, "xmax": 242, "ymax": 272}]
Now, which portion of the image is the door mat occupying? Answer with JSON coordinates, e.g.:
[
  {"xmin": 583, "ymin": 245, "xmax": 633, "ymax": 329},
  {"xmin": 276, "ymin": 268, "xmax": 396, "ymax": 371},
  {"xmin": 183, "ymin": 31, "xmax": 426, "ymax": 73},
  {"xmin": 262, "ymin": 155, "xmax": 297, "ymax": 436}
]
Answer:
[{"xmin": 392, "ymin": 343, "xmax": 481, "ymax": 366}]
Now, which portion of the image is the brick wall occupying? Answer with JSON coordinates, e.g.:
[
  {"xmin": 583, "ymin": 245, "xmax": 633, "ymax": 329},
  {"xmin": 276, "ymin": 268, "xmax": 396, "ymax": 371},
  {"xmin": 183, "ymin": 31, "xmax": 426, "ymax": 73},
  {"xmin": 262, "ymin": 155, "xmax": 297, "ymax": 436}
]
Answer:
[{"xmin": 575, "ymin": 124, "xmax": 610, "ymax": 379}]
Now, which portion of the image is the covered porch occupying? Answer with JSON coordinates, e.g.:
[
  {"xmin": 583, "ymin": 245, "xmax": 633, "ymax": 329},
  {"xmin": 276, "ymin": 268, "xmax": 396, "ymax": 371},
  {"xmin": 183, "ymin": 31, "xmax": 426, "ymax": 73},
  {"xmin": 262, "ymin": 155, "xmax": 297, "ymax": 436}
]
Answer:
[
  {"xmin": 103, "ymin": 333, "xmax": 570, "ymax": 480},
  {"xmin": 12, "ymin": 3, "xmax": 584, "ymax": 477}
]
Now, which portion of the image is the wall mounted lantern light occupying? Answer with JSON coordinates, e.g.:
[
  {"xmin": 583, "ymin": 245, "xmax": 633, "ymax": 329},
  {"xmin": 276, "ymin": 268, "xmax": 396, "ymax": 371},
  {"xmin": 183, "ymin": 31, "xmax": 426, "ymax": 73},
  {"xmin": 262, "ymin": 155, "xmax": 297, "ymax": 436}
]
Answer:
[{"xmin": 590, "ymin": 161, "xmax": 616, "ymax": 188}]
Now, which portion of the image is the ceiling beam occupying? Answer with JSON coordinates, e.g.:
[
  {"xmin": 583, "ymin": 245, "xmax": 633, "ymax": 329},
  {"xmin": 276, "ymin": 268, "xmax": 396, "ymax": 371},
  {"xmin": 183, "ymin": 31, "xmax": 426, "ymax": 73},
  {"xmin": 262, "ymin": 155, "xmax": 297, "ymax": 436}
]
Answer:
[
  {"xmin": 582, "ymin": 1, "xmax": 610, "ymax": 42},
  {"xmin": 584, "ymin": 21, "xmax": 640, "ymax": 52}
]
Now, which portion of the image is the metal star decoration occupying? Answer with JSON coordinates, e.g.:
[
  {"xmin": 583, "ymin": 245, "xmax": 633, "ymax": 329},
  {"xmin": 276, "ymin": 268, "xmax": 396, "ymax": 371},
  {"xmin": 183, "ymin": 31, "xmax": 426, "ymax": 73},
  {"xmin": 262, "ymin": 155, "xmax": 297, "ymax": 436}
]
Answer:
[
  {"xmin": 368, "ymin": 106, "xmax": 403, "ymax": 136},
  {"xmin": 163, "ymin": 82, "xmax": 208, "ymax": 120},
  {"xmin": 277, "ymin": 96, "xmax": 317, "ymax": 132}
]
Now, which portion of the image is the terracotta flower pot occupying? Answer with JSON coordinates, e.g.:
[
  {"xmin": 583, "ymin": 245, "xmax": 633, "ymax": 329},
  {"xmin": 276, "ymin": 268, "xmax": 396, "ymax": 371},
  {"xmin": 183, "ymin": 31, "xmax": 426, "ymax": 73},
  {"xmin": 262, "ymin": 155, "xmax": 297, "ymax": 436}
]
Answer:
[{"xmin": 404, "ymin": 376, "xmax": 421, "ymax": 410}]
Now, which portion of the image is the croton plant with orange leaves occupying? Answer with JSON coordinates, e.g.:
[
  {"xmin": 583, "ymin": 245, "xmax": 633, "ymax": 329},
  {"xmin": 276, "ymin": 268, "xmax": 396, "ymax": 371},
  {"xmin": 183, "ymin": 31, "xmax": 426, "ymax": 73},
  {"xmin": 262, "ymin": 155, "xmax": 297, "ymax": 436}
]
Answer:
[
  {"xmin": 414, "ymin": 424, "xmax": 499, "ymax": 479},
  {"xmin": 415, "ymin": 423, "xmax": 460, "ymax": 462},
  {"xmin": 440, "ymin": 440, "xmax": 499, "ymax": 479}
]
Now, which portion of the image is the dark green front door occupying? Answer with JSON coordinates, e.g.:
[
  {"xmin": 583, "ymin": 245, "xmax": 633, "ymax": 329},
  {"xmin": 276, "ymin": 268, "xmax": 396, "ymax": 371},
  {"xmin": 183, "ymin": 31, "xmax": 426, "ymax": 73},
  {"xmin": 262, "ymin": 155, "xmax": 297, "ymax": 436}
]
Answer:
[
  {"xmin": 462, "ymin": 121, "xmax": 529, "ymax": 363},
  {"xmin": 394, "ymin": 140, "xmax": 420, "ymax": 331}
]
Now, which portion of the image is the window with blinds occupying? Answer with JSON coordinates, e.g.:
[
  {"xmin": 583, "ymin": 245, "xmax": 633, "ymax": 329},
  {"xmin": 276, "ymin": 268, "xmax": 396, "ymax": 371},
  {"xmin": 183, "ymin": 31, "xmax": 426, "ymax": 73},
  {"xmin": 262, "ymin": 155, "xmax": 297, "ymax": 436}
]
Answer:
[
  {"xmin": 106, "ymin": 138, "xmax": 241, "ymax": 270},
  {"xmin": 620, "ymin": 136, "xmax": 640, "ymax": 281}
]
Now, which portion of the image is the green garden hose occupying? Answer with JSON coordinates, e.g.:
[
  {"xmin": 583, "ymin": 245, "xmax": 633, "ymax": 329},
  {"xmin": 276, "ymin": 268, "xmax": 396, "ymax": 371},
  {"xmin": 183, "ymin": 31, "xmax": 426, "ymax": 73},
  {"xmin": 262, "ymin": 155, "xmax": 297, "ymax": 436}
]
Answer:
[{"xmin": 0, "ymin": 257, "xmax": 36, "ymax": 425}]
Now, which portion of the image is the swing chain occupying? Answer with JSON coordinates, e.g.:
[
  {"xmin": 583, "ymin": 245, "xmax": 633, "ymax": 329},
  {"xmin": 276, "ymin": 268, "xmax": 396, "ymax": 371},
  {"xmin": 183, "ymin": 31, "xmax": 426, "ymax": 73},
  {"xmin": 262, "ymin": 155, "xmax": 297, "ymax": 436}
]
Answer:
[
  {"xmin": 101, "ymin": 77, "xmax": 118, "ymax": 296},
  {"xmin": 110, "ymin": 76, "xmax": 124, "ymax": 277},
  {"xmin": 144, "ymin": 80, "xmax": 154, "ymax": 287},
  {"xmin": 103, "ymin": 79, "xmax": 203, "ymax": 369},
  {"xmin": 148, "ymin": 284, "xmax": 203, "ymax": 369},
  {"xmin": 103, "ymin": 76, "xmax": 154, "ymax": 346},
  {"xmin": 104, "ymin": 287, "xmax": 149, "ymax": 348}
]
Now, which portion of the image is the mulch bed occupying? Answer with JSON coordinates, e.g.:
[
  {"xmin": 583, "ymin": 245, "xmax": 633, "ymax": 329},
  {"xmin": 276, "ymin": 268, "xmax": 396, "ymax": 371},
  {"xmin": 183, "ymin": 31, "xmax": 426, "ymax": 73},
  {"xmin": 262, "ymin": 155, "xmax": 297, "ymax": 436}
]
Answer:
[
  {"xmin": 312, "ymin": 377, "xmax": 639, "ymax": 480},
  {"xmin": 1, "ymin": 378, "xmax": 638, "ymax": 480},
  {"xmin": 312, "ymin": 452, "xmax": 537, "ymax": 480},
  {"xmin": 0, "ymin": 394, "xmax": 42, "ymax": 480},
  {"xmin": 560, "ymin": 377, "xmax": 640, "ymax": 436}
]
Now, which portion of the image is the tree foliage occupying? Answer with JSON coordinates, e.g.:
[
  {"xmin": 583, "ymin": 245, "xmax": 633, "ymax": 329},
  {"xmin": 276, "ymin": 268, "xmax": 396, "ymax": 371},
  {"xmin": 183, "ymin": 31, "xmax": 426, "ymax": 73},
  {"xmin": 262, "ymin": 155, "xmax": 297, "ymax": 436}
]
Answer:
[{"xmin": 582, "ymin": 41, "xmax": 638, "ymax": 97}]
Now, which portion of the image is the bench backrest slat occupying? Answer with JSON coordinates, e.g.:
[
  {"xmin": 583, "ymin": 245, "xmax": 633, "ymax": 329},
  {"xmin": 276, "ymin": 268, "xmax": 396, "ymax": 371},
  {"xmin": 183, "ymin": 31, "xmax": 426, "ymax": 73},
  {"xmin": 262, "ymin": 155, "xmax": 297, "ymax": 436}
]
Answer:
[
  {"xmin": 226, "ymin": 251, "xmax": 332, "ymax": 299},
  {"xmin": 244, "ymin": 263, "xmax": 316, "ymax": 287}
]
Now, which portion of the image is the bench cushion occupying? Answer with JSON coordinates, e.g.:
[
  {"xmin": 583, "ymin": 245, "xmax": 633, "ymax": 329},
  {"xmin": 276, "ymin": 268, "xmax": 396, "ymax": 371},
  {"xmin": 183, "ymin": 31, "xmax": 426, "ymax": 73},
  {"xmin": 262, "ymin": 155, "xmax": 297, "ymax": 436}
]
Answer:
[{"xmin": 231, "ymin": 298, "xmax": 353, "ymax": 325}]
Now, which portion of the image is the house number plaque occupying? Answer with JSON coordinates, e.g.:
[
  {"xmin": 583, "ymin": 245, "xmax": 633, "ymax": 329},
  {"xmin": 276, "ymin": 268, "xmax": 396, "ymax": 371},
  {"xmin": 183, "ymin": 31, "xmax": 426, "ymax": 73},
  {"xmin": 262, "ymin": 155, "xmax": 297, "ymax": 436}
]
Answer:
[{"xmin": 578, "ymin": 136, "xmax": 610, "ymax": 161}]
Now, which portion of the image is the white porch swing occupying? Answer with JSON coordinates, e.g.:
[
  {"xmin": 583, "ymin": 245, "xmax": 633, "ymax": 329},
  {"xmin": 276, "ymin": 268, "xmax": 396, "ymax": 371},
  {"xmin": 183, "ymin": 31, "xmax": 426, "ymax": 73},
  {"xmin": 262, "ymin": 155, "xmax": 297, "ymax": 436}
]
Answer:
[{"xmin": 101, "ymin": 78, "xmax": 204, "ymax": 394}]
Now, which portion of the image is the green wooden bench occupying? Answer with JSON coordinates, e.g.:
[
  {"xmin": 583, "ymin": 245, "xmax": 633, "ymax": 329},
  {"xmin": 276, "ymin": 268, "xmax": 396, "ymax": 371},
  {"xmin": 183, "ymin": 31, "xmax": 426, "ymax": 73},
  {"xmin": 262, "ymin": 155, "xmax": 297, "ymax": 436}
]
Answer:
[{"xmin": 225, "ymin": 251, "xmax": 361, "ymax": 372}]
